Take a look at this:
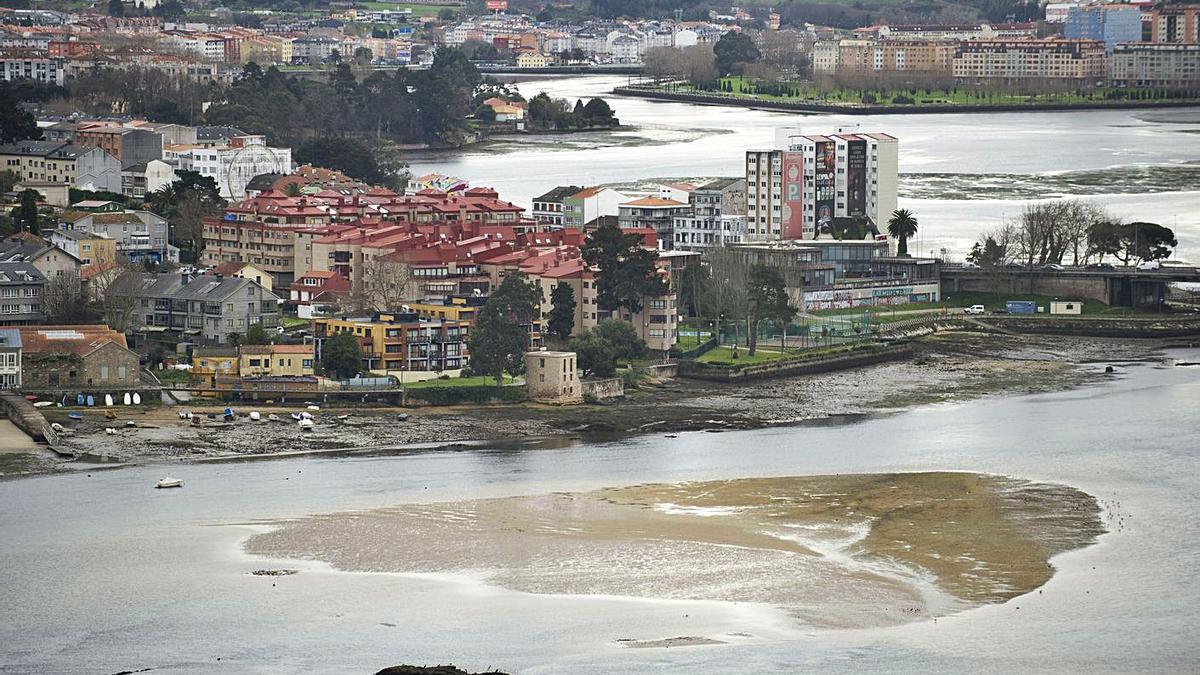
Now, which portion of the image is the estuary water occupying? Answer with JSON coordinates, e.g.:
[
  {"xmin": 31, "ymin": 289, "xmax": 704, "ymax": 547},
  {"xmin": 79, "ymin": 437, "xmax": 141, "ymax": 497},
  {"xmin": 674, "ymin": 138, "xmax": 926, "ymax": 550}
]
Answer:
[
  {"xmin": 407, "ymin": 75, "xmax": 1200, "ymax": 261},
  {"xmin": 1, "ymin": 352, "xmax": 1198, "ymax": 673}
]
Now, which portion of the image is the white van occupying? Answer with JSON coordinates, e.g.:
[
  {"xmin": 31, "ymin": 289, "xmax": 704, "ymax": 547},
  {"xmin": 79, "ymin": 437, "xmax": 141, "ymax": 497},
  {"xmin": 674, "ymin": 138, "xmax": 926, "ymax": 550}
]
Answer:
[{"xmin": 964, "ymin": 305, "xmax": 986, "ymax": 315}]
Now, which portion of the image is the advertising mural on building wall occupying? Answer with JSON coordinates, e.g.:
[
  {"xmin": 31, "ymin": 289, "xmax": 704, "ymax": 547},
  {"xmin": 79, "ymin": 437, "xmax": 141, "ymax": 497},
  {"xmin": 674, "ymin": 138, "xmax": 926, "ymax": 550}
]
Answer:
[
  {"xmin": 782, "ymin": 152, "xmax": 806, "ymax": 239},
  {"xmin": 814, "ymin": 141, "xmax": 836, "ymax": 235},
  {"xmin": 846, "ymin": 139, "xmax": 867, "ymax": 217},
  {"xmin": 486, "ymin": 0, "xmax": 509, "ymax": 9}
]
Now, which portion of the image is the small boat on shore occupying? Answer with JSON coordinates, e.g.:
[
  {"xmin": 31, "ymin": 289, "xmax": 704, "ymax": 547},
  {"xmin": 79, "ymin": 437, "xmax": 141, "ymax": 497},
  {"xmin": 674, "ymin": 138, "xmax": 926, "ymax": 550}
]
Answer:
[
  {"xmin": 155, "ymin": 477, "xmax": 183, "ymax": 489},
  {"xmin": 33, "ymin": 401, "xmax": 53, "ymax": 408},
  {"xmin": 298, "ymin": 418, "xmax": 314, "ymax": 431},
  {"xmin": 249, "ymin": 411, "xmax": 261, "ymax": 421},
  {"xmin": 67, "ymin": 412, "xmax": 83, "ymax": 421},
  {"xmin": 396, "ymin": 413, "xmax": 409, "ymax": 422},
  {"xmin": 268, "ymin": 413, "xmax": 280, "ymax": 422}
]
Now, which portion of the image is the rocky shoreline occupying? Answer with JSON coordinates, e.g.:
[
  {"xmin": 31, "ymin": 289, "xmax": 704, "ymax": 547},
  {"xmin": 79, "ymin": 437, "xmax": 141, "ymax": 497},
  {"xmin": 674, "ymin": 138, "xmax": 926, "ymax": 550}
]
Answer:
[{"xmin": 4, "ymin": 331, "xmax": 1174, "ymax": 477}]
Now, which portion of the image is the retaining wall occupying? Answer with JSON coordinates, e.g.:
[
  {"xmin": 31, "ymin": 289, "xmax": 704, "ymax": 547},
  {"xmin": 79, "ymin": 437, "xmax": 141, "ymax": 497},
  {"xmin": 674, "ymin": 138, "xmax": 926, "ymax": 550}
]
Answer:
[
  {"xmin": 678, "ymin": 346, "xmax": 913, "ymax": 383},
  {"xmin": 582, "ymin": 378, "xmax": 625, "ymax": 401},
  {"xmin": 0, "ymin": 392, "xmax": 58, "ymax": 445},
  {"xmin": 983, "ymin": 315, "xmax": 1200, "ymax": 338}
]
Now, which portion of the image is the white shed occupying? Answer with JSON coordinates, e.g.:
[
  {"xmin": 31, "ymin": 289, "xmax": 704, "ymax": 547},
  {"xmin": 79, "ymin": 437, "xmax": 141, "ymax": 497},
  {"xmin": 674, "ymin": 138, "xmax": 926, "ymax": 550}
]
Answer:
[{"xmin": 1050, "ymin": 300, "xmax": 1083, "ymax": 315}]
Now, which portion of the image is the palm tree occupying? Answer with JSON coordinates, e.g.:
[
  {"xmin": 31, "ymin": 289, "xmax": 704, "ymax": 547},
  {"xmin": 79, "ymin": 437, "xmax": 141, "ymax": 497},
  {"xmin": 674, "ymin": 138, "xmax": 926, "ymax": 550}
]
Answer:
[{"xmin": 887, "ymin": 209, "xmax": 918, "ymax": 257}]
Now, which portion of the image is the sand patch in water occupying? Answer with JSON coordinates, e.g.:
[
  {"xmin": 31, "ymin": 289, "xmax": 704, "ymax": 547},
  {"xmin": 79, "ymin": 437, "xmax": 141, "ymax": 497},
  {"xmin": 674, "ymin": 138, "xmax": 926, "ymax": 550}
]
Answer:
[{"xmin": 245, "ymin": 472, "xmax": 1103, "ymax": 629}]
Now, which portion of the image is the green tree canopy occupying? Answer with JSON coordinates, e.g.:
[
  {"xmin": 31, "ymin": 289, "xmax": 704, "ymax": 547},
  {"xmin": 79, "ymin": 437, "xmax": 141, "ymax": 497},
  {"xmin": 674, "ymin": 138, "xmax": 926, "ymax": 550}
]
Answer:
[
  {"xmin": 547, "ymin": 281, "xmax": 577, "ymax": 341},
  {"xmin": 244, "ymin": 324, "xmax": 271, "ymax": 345},
  {"xmin": 322, "ymin": 331, "xmax": 363, "ymax": 379},
  {"xmin": 11, "ymin": 189, "xmax": 40, "ymax": 234},
  {"xmin": 0, "ymin": 84, "xmax": 39, "ymax": 144},
  {"xmin": 295, "ymin": 136, "xmax": 387, "ymax": 185},
  {"xmin": 887, "ymin": 209, "xmax": 919, "ymax": 257},
  {"xmin": 746, "ymin": 265, "xmax": 793, "ymax": 356},
  {"xmin": 591, "ymin": 319, "xmax": 645, "ymax": 363},
  {"xmin": 468, "ymin": 272, "xmax": 541, "ymax": 384},
  {"xmin": 713, "ymin": 31, "xmax": 761, "ymax": 76},
  {"xmin": 581, "ymin": 222, "xmax": 668, "ymax": 315},
  {"xmin": 569, "ymin": 331, "xmax": 617, "ymax": 377}
]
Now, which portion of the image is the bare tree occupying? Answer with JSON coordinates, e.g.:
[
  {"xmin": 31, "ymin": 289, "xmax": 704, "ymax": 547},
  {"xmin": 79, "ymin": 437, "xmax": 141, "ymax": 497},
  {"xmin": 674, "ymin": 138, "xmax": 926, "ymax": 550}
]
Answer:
[
  {"xmin": 97, "ymin": 262, "xmax": 146, "ymax": 332},
  {"xmin": 644, "ymin": 47, "xmax": 686, "ymax": 81},
  {"xmin": 356, "ymin": 257, "xmax": 413, "ymax": 312},
  {"xmin": 41, "ymin": 270, "xmax": 88, "ymax": 323},
  {"xmin": 703, "ymin": 245, "xmax": 751, "ymax": 345},
  {"xmin": 682, "ymin": 44, "xmax": 717, "ymax": 86},
  {"xmin": 752, "ymin": 29, "xmax": 811, "ymax": 78},
  {"xmin": 1010, "ymin": 200, "xmax": 1112, "ymax": 267}
]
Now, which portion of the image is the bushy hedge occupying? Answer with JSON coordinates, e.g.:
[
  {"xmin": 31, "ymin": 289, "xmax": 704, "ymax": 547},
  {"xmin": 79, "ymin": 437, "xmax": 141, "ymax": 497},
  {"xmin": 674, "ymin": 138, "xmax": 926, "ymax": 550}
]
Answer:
[{"xmin": 406, "ymin": 385, "xmax": 526, "ymax": 406}]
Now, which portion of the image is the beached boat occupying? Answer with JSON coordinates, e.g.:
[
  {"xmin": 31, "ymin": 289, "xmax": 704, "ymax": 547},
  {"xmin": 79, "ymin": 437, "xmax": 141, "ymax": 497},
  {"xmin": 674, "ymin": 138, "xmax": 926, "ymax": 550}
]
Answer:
[
  {"xmin": 155, "ymin": 477, "xmax": 183, "ymax": 489},
  {"xmin": 268, "ymin": 414, "xmax": 280, "ymax": 422},
  {"xmin": 32, "ymin": 401, "xmax": 53, "ymax": 408},
  {"xmin": 298, "ymin": 418, "xmax": 314, "ymax": 431},
  {"xmin": 336, "ymin": 414, "xmax": 350, "ymax": 421},
  {"xmin": 67, "ymin": 412, "xmax": 83, "ymax": 421},
  {"xmin": 396, "ymin": 413, "xmax": 409, "ymax": 422},
  {"xmin": 249, "ymin": 411, "xmax": 261, "ymax": 421}
]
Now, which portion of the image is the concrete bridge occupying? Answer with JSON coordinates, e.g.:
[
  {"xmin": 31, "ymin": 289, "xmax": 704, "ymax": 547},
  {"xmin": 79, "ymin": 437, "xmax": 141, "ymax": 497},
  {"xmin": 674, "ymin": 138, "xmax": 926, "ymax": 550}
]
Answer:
[{"xmin": 940, "ymin": 264, "xmax": 1200, "ymax": 308}]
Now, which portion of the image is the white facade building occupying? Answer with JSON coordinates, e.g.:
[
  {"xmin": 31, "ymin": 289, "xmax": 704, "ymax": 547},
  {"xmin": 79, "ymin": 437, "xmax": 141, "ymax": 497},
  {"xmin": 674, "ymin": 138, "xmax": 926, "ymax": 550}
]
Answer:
[
  {"xmin": 745, "ymin": 128, "xmax": 898, "ymax": 242},
  {"xmin": 180, "ymin": 135, "xmax": 292, "ymax": 200}
]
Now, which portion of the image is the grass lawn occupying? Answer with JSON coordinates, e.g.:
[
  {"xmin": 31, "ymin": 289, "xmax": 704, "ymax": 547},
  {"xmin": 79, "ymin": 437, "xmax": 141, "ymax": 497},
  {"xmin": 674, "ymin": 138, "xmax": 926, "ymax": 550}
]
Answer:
[
  {"xmin": 156, "ymin": 369, "xmax": 191, "ymax": 385},
  {"xmin": 360, "ymin": 1, "xmax": 459, "ymax": 16},
  {"xmin": 659, "ymin": 77, "xmax": 1185, "ymax": 108},
  {"xmin": 283, "ymin": 317, "xmax": 309, "ymax": 329},
  {"xmin": 697, "ymin": 345, "xmax": 789, "ymax": 365},
  {"xmin": 402, "ymin": 374, "xmax": 519, "ymax": 388},
  {"xmin": 675, "ymin": 330, "xmax": 713, "ymax": 351}
]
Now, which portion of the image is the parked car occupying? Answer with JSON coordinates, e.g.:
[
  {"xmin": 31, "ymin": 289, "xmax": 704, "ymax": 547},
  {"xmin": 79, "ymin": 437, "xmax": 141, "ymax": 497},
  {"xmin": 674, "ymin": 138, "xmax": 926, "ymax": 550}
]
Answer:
[
  {"xmin": 1005, "ymin": 262, "xmax": 1026, "ymax": 269},
  {"xmin": 964, "ymin": 305, "xmax": 986, "ymax": 315},
  {"xmin": 1086, "ymin": 262, "xmax": 1115, "ymax": 270},
  {"xmin": 1137, "ymin": 260, "xmax": 1161, "ymax": 271},
  {"xmin": 1040, "ymin": 263, "xmax": 1064, "ymax": 271}
]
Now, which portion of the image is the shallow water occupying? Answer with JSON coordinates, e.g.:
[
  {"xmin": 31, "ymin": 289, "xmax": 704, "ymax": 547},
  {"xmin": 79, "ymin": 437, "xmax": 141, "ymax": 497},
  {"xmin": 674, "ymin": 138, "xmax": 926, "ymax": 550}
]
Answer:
[
  {"xmin": 0, "ymin": 353, "xmax": 1197, "ymax": 673},
  {"xmin": 408, "ymin": 75, "xmax": 1200, "ymax": 261}
]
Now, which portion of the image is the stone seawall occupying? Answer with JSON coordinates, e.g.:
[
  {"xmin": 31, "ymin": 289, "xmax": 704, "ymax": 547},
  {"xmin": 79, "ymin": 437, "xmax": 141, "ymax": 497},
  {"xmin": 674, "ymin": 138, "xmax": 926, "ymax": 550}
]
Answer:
[
  {"xmin": 679, "ymin": 346, "xmax": 914, "ymax": 383},
  {"xmin": 582, "ymin": 378, "xmax": 624, "ymax": 401},
  {"xmin": 0, "ymin": 392, "xmax": 58, "ymax": 445},
  {"xmin": 980, "ymin": 316, "xmax": 1200, "ymax": 338}
]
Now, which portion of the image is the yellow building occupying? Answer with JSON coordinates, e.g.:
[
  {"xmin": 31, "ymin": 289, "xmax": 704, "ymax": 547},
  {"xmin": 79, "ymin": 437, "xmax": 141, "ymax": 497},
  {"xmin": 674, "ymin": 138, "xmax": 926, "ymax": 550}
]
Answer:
[
  {"xmin": 515, "ymin": 51, "xmax": 553, "ymax": 68},
  {"xmin": 407, "ymin": 296, "xmax": 483, "ymax": 323},
  {"xmin": 192, "ymin": 347, "xmax": 240, "ymax": 383},
  {"xmin": 238, "ymin": 344, "xmax": 315, "ymax": 377},
  {"xmin": 313, "ymin": 312, "xmax": 469, "ymax": 373}
]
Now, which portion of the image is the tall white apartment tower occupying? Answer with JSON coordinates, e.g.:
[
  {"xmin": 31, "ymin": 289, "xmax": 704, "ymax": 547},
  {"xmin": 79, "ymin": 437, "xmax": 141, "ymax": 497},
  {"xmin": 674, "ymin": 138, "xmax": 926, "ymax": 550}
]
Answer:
[{"xmin": 745, "ymin": 129, "xmax": 898, "ymax": 241}]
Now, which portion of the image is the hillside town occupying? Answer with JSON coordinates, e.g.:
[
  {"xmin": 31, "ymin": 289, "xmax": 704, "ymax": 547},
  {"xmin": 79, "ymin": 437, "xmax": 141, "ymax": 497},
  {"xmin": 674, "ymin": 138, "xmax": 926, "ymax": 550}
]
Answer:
[
  {"xmin": 2, "ymin": 0, "xmax": 1200, "ymax": 670},
  {"xmin": 0, "ymin": 117, "xmax": 1193, "ymax": 424},
  {"xmin": 0, "ymin": 1, "xmax": 1197, "ymax": 92}
]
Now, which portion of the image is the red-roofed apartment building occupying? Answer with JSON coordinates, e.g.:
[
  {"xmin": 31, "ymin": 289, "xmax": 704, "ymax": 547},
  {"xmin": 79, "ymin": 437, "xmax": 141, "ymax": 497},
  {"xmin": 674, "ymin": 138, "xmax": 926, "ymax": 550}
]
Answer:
[{"xmin": 202, "ymin": 185, "xmax": 532, "ymax": 288}]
